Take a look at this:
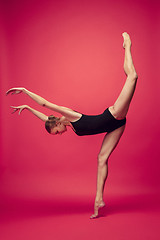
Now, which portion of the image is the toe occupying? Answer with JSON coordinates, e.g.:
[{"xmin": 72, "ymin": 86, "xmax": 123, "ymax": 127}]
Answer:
[{"xmin": 90, "ymin": 214, "xmax": 98, "ymax": 219}]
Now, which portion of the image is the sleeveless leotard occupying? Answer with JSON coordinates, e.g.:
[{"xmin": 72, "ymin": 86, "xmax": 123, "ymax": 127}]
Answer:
[{"xmin": 71, "ymin": 108, "xmax": 126, "ymax": 136}]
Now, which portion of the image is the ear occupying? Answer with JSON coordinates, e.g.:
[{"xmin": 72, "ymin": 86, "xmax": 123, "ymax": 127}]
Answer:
[{"xmin": 59, "ymin": 116, "xmax": 65, "ymax": 123}]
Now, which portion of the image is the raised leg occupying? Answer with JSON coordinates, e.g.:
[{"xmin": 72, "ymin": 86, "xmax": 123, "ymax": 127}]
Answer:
[
  {"xmin": 90, "ymin": 125, "xmax": 125, "ymax": 219},
  {"xmin": 90, "ymin": 32, "xmax": 138, "ymax": 219},
  {"xmin": 109, "ymin": 32, "xmax": 138, "ymax": 120}
]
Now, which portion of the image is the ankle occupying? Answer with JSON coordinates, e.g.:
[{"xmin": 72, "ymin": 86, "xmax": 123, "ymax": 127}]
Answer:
[{"xmin": 95, "ymin": 196, "xmax": 103, "ymax": 203}]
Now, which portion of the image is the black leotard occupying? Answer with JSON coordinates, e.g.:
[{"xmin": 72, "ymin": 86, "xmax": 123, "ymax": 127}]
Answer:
[{"xmin": 71, "ymin": 108, "xmax": 126, "ymax": 136}]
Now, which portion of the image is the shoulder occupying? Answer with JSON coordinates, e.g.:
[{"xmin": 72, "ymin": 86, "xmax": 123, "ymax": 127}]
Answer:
[
  {"xmin": 61, "ymin": 107, "xmax": 82, "ymax": 122},
  {"xmin": 70, "ymin": 113, "xmax": 83, "ymax": 122}
]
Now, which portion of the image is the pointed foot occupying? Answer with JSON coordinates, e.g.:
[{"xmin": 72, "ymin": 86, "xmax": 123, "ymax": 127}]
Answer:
[
  {"xmin": 122, "ymin": 32, "xmax": 131, "ymax": 48},
  {"xmin": 90, "ymin": 201, "xmax": 105, "ymax": 219}
]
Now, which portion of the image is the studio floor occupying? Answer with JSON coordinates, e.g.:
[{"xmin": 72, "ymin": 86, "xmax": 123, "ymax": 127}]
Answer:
[{"xmin": 0, "ymin": 192, "xmax": 160, "ymax": 240}]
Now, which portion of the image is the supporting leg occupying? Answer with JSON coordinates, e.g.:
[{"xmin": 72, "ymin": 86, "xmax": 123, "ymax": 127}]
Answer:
[
  {"xmin": 90, "ymin": 125, "xmax": 125, "ymax": 219},
  {"xmin": 90, "ymin": 33, "xmax": 138, "ymax": 219},
  {"xmin": 109, "ymin": 32, "xmax": 138, "ymax": 120}
]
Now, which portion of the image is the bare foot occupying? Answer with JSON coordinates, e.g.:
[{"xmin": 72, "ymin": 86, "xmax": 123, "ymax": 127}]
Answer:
[
  {"xmin": 90, "ymin": 200, "xmax": 105, "ymax": 219},
  {"xmin": 122, "ymin": 32, "xmax": 131, "ymax": 49}
]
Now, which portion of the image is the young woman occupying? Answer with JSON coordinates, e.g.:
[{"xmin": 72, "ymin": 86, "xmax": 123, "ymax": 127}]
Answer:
[{"xmin": 6, "ymin": 32, "xmax": 138, "ymax": 219}]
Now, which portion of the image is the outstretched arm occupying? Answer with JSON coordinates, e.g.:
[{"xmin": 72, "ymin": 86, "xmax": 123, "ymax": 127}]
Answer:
[
  {"xmin": 11, "ymin": 105, "xmax": 48, "ymax": 122},
  {"xmin": 6, "ymin": 88, "xmax": 50, "ymax": 107},
  {"xmin": 6, "ymin": 87, "xmax": 81, "ymax": 121}
]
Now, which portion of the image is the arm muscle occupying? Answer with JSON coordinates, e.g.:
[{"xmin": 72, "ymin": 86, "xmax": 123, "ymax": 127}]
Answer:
[
  {"xmin": 23, "ymin": 89, "xmax": 81, "ymax": 121},
  {"xmin": 45, "ymin": 102, "xmax": 81, "ymax": 121}
]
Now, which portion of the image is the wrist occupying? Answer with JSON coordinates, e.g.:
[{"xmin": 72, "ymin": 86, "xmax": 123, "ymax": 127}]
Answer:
[
  {"xmin": 26, "ymin": 105, "xmax": 31, "ymax": 110},
  {"xmin": 23, "ymin": 88, "xmax": 28, "ymax": 94}
]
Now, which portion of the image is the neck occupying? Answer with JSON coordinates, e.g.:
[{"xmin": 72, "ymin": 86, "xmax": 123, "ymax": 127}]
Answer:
[{"xmin": 60, "ymin": 116, "xmax": 76, "ymax": 132}]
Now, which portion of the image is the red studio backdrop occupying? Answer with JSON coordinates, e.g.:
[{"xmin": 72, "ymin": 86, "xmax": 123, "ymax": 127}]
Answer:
[{"xmin": 0, "ymin": 0, "xmax": 160, "ymax": 240}]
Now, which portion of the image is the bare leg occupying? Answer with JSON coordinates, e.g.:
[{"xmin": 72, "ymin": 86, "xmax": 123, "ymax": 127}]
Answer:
[
  {"xmin": 90, "ymin": 33, "xmax": 138, "ymax": 219},
  {"xmin": 90, "ymin": 125, "xmax": 125, "ymax": 219},
  {"xmin": 109, "ymin": 32, "xmax": 138, "ymax": 120}
]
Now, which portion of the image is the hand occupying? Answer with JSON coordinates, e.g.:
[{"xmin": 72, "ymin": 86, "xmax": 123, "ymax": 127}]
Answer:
[
  {"xmin": 10, "ymin": 105, "xmax": 29, "ymax": 115},
  {"xmin": 6, "ymin": 87, "xmax": 26, "ymax": 95}
]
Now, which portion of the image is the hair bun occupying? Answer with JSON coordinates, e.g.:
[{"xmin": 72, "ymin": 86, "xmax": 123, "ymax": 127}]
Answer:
[{"xmin": 48, "ymin": 115, "xmax": 55, "ymax": 120}]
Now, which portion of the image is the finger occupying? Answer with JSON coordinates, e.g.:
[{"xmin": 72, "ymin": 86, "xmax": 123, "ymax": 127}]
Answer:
[
  {"xmin": 19, "ymin": 108, "xmax": 24, "ymax": 115},
  {"xmin": 6, "ymin": 91, "xmax": 15, "ymax": 96},
  {"xmin": 11, "ymin": 90, "xmax": 21, "ymax": 95},
  {"xmin": 6, "ymin": 89, "xmax": 21, "ymax": 95},
  {"xmin": 90, "ymin": 214, "xmax": 98, "ymax": 219},
  {"xmin": 11, "ymin": 92, "xmax": 17, "ymax": 95},
  {"xmin": 10, "ymin": 106, "xmax": 17, "ymax": 109},
  {"xmin": 10, "ymin": 106, "xmax": 19, "ymax": 112},
  {"xmin": 6, "ymin": 88, "xmax": 15, "ymax": 94},
  {"xmin": 6, "ymin": 90, "xmax": 12, "ymax": 95},
  {"xmin": 11, "ymin": 109, "xmax": 18, "ymax": 114}
]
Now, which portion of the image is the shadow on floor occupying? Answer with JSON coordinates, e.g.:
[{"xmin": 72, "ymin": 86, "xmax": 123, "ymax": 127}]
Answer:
[
  {"xmin": 0, "ymin": 193, "xmax": 159, "ymax": 222},
  {"xmin": 100, "ymin": 193, "xmax": 160, "ymax": 218}
]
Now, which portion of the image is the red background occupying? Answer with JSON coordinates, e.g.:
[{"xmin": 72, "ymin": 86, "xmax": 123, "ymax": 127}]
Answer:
[{"xmin": 0, "ymin": 0, "xmax": 160, "ymax": 239}]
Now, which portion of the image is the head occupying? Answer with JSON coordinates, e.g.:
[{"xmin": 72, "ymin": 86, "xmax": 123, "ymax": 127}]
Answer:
[{"xmin": 45, "ymin": 115, "xmax": 67, "ymax": 135}]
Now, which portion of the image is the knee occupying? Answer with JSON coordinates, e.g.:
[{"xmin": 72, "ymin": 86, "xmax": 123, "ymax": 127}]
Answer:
[
  {"xmin": 97, "ymin": 153, "xmax": 108, "ymax": 167},
  {"xmin": 128, "ymin": 71, "xmax": 138, "ymax": 81}
]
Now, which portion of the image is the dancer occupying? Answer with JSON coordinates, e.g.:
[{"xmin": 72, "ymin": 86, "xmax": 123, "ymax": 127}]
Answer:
[{"xmin": 6, "ymin": 32, "xmax": 138, "ymax": 219}]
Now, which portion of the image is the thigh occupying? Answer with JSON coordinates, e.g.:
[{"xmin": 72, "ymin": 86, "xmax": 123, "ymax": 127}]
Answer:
[
  {"xmin": 109, "ymin": 76, "xmax": 137, "ymax": 119},
  {"xmin": 98, "ymin": 125, "xmax": 125, "ymax": 161}
]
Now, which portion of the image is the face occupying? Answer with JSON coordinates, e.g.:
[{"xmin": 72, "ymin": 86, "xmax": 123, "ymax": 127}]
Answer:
[{"xmin": 51, "ymin": 123, "xmax": 67, "ymax": 135}]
